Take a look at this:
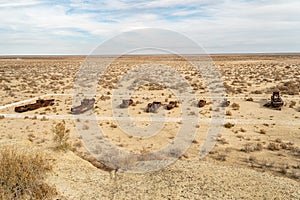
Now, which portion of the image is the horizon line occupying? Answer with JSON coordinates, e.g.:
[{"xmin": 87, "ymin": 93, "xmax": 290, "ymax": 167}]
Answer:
[{"xmin": 1, "ymin": 52, "xmax": 300, "ymax": 57}]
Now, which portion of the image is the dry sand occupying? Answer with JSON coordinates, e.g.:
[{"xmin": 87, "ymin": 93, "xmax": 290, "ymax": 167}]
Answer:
[{"xmin": 0, "ymin": 54, "xmax": 299, "ymax": 199}]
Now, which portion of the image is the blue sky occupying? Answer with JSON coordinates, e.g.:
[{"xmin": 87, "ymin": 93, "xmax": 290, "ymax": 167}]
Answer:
[{"xmin": 0, "ymin": 0, "xmax": 299, "ymax": 55}]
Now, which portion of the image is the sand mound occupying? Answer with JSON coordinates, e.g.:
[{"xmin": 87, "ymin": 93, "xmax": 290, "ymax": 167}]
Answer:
[{"xmin": 48, "ymin": 150, "xmax": 300, "ymax": 199}]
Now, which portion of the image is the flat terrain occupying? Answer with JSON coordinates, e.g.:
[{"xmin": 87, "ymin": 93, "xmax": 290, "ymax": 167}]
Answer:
[{"xmin": 0, "ymin": 54, "xmax": 299, "ymax": 199}]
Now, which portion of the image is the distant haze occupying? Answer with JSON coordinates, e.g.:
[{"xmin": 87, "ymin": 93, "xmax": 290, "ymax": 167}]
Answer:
[{"xmin": 0, "ymin": 0, "xmax": 299, "ymax": 55}]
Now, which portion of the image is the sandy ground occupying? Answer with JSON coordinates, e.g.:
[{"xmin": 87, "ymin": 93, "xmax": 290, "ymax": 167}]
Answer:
[{"xmin": 0, "ymin": 54, "xmax": 299, "ymax": 199}]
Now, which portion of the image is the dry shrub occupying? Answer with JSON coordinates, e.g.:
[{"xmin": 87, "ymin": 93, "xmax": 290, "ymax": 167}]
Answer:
[
  {"xmin": 231, "ymin": 103, "xmax": 240, "ymax": 110},
  {"xmin": 110, "ymin": 123, "xmax": 118, "ymax": 128},
  {"xmin": 0, "ymin": 146, "xmax": 57, "ymax": 199},
  {"xmin": 73, "ymin": 140, "xmax": 83, "ymax": 149},
  {"xmin": 225, "ymin": 110, "xmax": 232, "ymax": 116},
  {"xmin": 274, "ymin": 81, "xmax": 300, "ymax": 95},
  {"xmin": 251, "ymin": 90, "xmax": 262, "ymax": 94},
  {"xmin": 224, "ymin": 83, "xmax": 235, "ymax": 94},
  {"xmin": 278, "ymin": 165, "xmax": 288, "ymax": 174},
  {"xmin": 52, "ymin": 120, "xmax": 71, "ymax": 151},
  {"xmin": 82, "ymin": 124, "xmax": 89, "ymax": 130},
  {"xmin": 224, "ymin": 122, "xmax": 234, "ymax": 128},
  {"xmin": 289, "ymin": 101, "xmax": 296, "ymax": 108},
  {"xmin": 236, "ymin": 134, "xmax": 244, "ymax": 139},
  {"xmin": 192, "ymin": 139, "xmax": 198, "ymax": 144},
  {"xmin": 99, "ymin": 95, "xmax": 110, "ymax": 101},
  {"xmin": 217, "ymin": 137, "xmax": 229, "ymax": 145},
  {"xmin": 240, "ymin": 128, "xmax": 247, "ymax": 132},
  {"xmin": 248, "ymin": 155, "xmax": 257, "ymax": 162},
  {"xmin": 267, "ymin": 142, "xmax": 280, "ymax": 151},
  {"xmin": 241, "ymin": 143, "xmax": 263, "ymax": 152},
  {"xmin": 27, "ymin": 133, "xmax": 35, "ymax": 142},
  {"xmin": 259, "ymin": 129, "xmax": 266, "ymax": 134},
  {"xmin": 291, "ymin": 170, "xmax": 300, "ymax": 180},
  {"xmin": 275, "ymin": 138, "xmax": 282, "ymax": 143},
  {"xmin": 214, "ymin": 152, "xmax": 227, "ymax": 161},
  {"xmin": 40, "ymin": 116, "xmax": 48, "ymax": 121},
  {"xmin": 290, "ymin": 146, "xmax": 300, "ymax": 157}
]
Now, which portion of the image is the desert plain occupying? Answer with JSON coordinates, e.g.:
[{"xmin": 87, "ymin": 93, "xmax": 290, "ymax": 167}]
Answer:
[{"xmin": 0, "ymin": 54, "xmax": 299, "ymax": 199}]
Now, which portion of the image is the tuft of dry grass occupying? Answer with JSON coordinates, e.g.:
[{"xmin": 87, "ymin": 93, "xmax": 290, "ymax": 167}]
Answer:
[
  {"xmin": 267, "ymin": 142, "xmax": 280, "ymax": 151},
  {"xmin": 289, "ymin": 100, "xmax": 296, "ymax": 108},
  {"xmin": 40, "ymin": 116, "xmax": 48, "ymax": 121},
  {"xmin": 217, "ymin": 137, "xmax": 229, "ymax": 145},
  {"xmin": 240, "ymin": 128, "xmax": 247, "ymax": 132},
  {"xmin": 291, "ymin": 170, "xmax": 300, "ymax": 180},
  {"xmin": 52, "ymin": 120, "xmax": 71, "ymax": 151},
  {"xmin": 224, "ymin": 122, "xmax": 235, "ymax": 128},
  {"xmin": 0, "ymin": 146, "xmax": 57, "ymax": 199},
  {"xmin": 27, "ymin": 133, "xmax": 36, "ymax": 142},
  {"xmin": 214, "ymin": 152, "xmax": 227, "ymax": 161},
  {"xmin": 73, "ymin": 140, "xmax": 83, "ymax": 149},
  {"xmin": 225, "ymin": 110, "xmax": 232, "ymax": 116},
  {"xmin": 259, "ymin": 129, "xmax": 266, "ymax": 134},
  {"xmin": 251, "ymin": 90, "xmax": 262, "ymax": 94},
  {"xmin": 275, "ymin": 138, "xmax": 282, "ymax": 143},
  {"xmin": 192, "ymin": 139, "xmax": 198, "ymax": 144},
  {"xmin": 278, "ymin": 165, "xmax": 288, "ymax": 174},
  {"xmin": 231, "ymin": 103, "xmax": 240, "ymax": 110},
  {"xmin": 241, "ymin": 143, "xmax": 263, "ymax": 152},
  {"xmin": 110, "ymin": 123, "xmax": 118, "ymax": 128}
]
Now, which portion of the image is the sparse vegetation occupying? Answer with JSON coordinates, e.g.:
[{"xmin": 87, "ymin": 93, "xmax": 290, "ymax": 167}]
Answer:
[
  {"xmin": 41, "ymin": 116, "xmax": 48, "ymax": 121},
  {"xmin": 289, "ymin": 100, "xmax": 296, "ymax": 108},
  {"xmin": 275, "ymin": 138, "xmax": 282, "ymax": 143},
  {"xmin": 248, "ymin": 155, "xmax": 257, "ymax": 162},
  {"xmin": 252, "ymin": 90, "xmax": 262, "ymax": 94},
  {"xmin": 82, "ymin": 124, "xmax": 89, "ymax": 130},
  {"xmin": 226, "ymin": 110, "xmax": 232, "ymax": 116},
  {"xmin": 231, "ymin": 103, "xmax": 240, "ymax": 110},
  {"xmin": 73, "ymin": 140, "xmax": 83, "ymax": 149},
  {"xmin": 291, "ymin": 170, "xmax": 300, "ymax": 179},
  {"xmin": 267, "ymin": 142, "xmax": 280, "ymax": 151},
  {"xmin": 0, "ymin": 146, "xmax": 57, "ymax": 199},
  {"xmin": 27, "ymin": 133, "xmax": 36, "ymax": 142},
  {"xmin": 224, "ymin": 122, "xmax": 235, "ymax": 128},
  {"xmin": 241, "ymin": 143, "xmax": 263, "ymax": 152},
  {"xmin": 110, "ymin": 123, "xmax": 118, "ymax": 128},
  {"xmin": 240, "ymin": 128, "xmax": 247, "ymax": 132},
  {"xmin": 192, "ymin": 139, "xmax": 198, "ymax": 144},
  {"xmin": 1, "ymin": 54, "xmax": 300, "ymax": 197},
  {"xmin": 52, "ymin": 120, "xmax": 71, "ymax": 151},
  {"xmin": 214, "ymin": 152, "xmax": 227, "ymax": 161},
  {"xmin": 279, "ymin": 165, "xmax": 288, "ymax": 174},
  {"xmin": 259, "ymin": 129, "xmax": 266, "ymax": 134},
  {"xmin": 217, "ymin": 137, "xmax": 229, "ymax": 145}
]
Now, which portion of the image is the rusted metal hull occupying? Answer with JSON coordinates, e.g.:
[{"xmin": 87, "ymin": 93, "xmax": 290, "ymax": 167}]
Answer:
[
  {"xmin": 71, "ymin": 98, "xmax": 95, "ymax": 114},
  {"xmin": 14, "ymin": 99, "xmax": 54, "ymax": 113}
]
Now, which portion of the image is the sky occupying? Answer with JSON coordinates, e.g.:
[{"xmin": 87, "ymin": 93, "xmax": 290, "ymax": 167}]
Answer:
[{"xmin": 0, "ymin": 0, "xmax": 299, "ymax": 55}]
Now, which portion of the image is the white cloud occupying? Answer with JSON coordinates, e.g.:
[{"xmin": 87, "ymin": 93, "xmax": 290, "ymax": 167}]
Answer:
[
  {"xmin": 0, "ymin": 0, "xmax": 299, "ymax": 54},
  {"xmin": 0, "ymin": 0, "xmax": 41, "ymax": 8}
]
